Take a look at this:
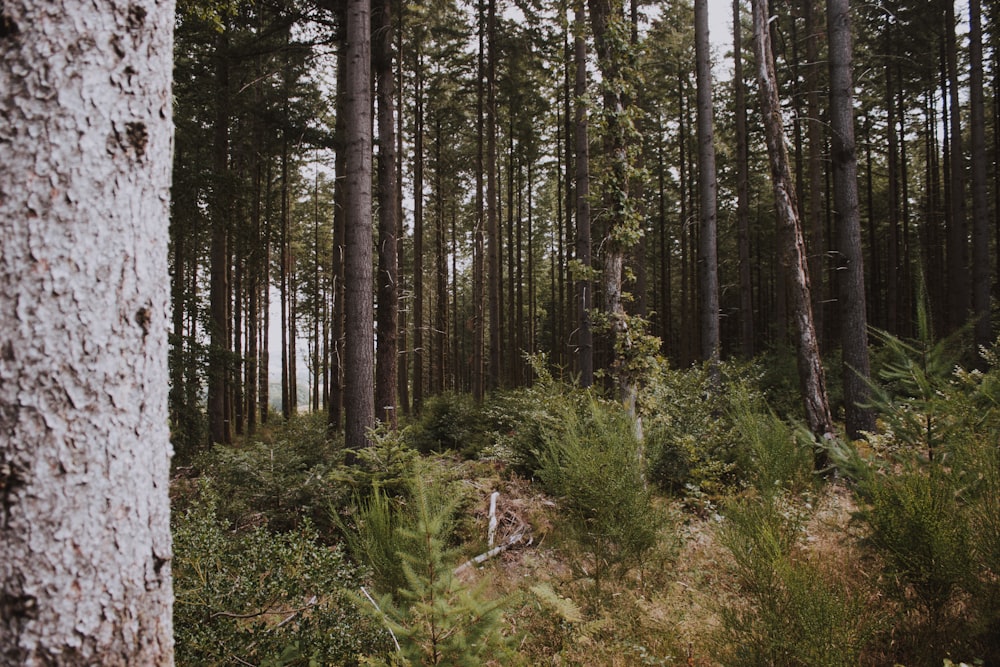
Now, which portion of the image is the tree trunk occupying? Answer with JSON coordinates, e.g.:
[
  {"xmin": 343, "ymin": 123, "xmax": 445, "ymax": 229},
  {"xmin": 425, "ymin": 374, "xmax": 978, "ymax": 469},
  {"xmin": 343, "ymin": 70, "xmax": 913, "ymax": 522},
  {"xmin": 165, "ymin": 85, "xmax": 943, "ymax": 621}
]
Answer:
[
  {"xmin": 574, "ymin": 0, "xmax": 593, "ymax": 387},
  {"xmin": 694, "ymin": 0, "xmax": 720, "ymax": 374},
  {"xmin": 209, "ymin": 31, "xmax": 232, "ymax": 444},
  {"xmin": 375, "ymin": 0, "xmax": 399, "ymax": 425},
  {"xmin": 945, "ymin": 0, "xmax": 969, "ymax": 332},
  {"xmin": 828, "ymin": 0, "xmax": 874, "ymax": 439},
  {"xmin": 752, "ymin": 0, "xmax": 835, "ymax": 442},
  {"xmin": 329, "ymin": 19, "xmax": 348, "ymax": 430},
  {"xmin": 0, "ymin": 1, "xmax": 175, "ymax": 661},
  {"xmin": 734, "ymin": 0, "xmax": 754, "ymax": 357},
  {"xmin": 969, "ymin": 0, "xmax": 991, "ymax": 351},
  {"xmin": 486, "ymin": 0, "xmax": 500, "ymax": 391},
  {"xmin": 344, "ymin": 0, "xmax": 374, "ymax": 450},
  {"xmin": 413, "ymin": 41, "xmax": 425, "ymax": 412}
]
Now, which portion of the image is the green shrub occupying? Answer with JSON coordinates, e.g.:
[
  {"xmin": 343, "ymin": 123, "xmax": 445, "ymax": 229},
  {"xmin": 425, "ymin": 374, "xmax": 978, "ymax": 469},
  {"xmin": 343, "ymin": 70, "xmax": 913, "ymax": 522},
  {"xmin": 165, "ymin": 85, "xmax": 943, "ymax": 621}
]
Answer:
[
  {"xmin": 717, "ymin": 496, "xmax": 874, "ymax": 667},
  {"xmin": 479, "ymin": 367, "xmax": 590, "ymax": 476},
  {"xmin": 190, "ymin": 427, "xmax": 348, "ymax": 534},
  {"xmin": 172, "ymin": 490, "xmax": 390, "ymax": 666},
  {"xmin": 409, "ymin": 392, "xmax": 489, "ymax": 457},
  {"xmin": 537, "ymin": 399, "xmax": 657, "ymax": 587},
  {"xmin": 863, "ymin": 469, "xmax": 970, "ymax": 612},
  {"xmin": 733, "ymin": 408, "xmax": 815, "ymax": 497},
  {"xmin": 359, "ymin": 473, "xmax": 511, "ymax": 666},
  {"xmin": 643, "ymin": 360, "xmax": 767, "ymax": 495}
]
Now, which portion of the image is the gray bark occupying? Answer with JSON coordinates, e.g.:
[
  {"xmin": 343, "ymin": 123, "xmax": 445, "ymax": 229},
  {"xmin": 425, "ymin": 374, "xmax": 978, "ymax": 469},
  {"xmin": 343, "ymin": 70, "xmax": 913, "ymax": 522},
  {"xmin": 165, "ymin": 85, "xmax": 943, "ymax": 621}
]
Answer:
[
  {"xmin": 828, "ymin": 0, "xmax": 875, "ymax": 438},
  {"xmin": 574, "ymin": 0, "xmax": 593, "ymax": 388},
  {"xmin": 969, "ymin": 0, "xmax": 991, "ymax": 351},
  {"xmin": 0, "ymin": 1, "xmax": 175, "ymax": 663},
  {"xmin": 694, "ymin": 0, "xmax": 720, "ymax": 373},
  {"xmin": 344, "ymin": 0, "xmax": 375, "ymax": 449},
  {"xmin": 752, "ymin": 0, "xmax": 835, "ymax": 442}
]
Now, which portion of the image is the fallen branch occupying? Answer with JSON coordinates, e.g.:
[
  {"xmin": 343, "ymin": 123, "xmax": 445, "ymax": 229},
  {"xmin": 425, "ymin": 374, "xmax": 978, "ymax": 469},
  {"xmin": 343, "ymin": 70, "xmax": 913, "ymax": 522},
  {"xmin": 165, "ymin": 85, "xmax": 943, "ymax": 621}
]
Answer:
[
  {"xmin": 453, "ymin": 531, "xmax": 530, "ymax": 576},
  {"xmin": 360, "ymin": 586, "xmax": 401, "ymax": 652}
]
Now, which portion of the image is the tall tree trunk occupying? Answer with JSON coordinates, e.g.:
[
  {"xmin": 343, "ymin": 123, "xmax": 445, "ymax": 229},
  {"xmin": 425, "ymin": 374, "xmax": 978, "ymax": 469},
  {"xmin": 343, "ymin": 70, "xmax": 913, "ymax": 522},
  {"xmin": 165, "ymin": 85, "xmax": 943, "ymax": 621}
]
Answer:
[
  {"xmin": 209, "ymin": 32, "xmax": 231, "ymax": 445},
  {"xmin": 694, "ymin": 0, "xmax": 720, "ymax": 373},
  {"xmin": 375, "ymin": 0, "xmax": 399, "ymax": 425},
  {"xmin": 805, "ymin": 0, "xmax": 825, "ymax": 346},
  {"xmin": 828, "ymin": 0, "xmax": 874, "ymax": 438},
  {"xmin": 413, "ymin": 41, "xmax": 425, "ymax": 412},
  {"xmin": 472, "ymin": 0, "xmax": 486, "ymax": 402},
  {"xmin": 0, "ymin": 0, "xmax": 175, "ymax": 660},
  {"xmin": 344, "ymin": 0, "xmax": 375, "ymax": 450},
  {"xmin": 734, "ymin": 0, "xmax": 754, "ymax": 357},
  {"xmin": 486, "ymin": 0, "xmax": 500, "ymax": 391},
  {"xmin": 752, "ymin": 0, "xmax": 835, "ymax": 442},
  {"xmin": 328, "ymin": 9, "xmax": 348, "ymax": 431},
  {"xmin": 945, "ymin": 0, "xmax": 969, "ymax": 332},
  {"xmin": 574, "ymin": 0, "xmax": 593, "ymax": 387},
  {"xmin": 969, "ymin": 0, "xmax": 991, "ymax": 351}
]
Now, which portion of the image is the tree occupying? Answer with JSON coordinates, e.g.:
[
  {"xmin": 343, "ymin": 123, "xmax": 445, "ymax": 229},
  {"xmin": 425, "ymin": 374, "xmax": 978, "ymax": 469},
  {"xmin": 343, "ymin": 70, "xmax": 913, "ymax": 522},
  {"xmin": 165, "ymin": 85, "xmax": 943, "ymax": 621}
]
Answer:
[
  {"xmin": 751, "ymin": 0, "xmax": 835, "ymax": 442},
  {"xmin": 828, "ymin": 0, "xmax": 874, "ymax": 438},
  {"xmin": 734, "ymin": 0, "xmax": 754, "ymax": 358},
  {"xmin": 375, "ymin": 0, "xmax": 399, "ymax": 425},
  {"xmin": 969, "ymin": 0, "xmax": 991, "ymax": 352},
  {"xmin": 574, "ymin": 0, "xmax": 594, "ymax": 387},
  {"xmin": 694, "ymin": 0, "xmax": 720, "ymax": 374},
  {"xmin": 344, "ymin": 0, "xmax": 375, "ymax": 449},
  {"xmin": 0, "ymin": 0, "xmax": 174, "ymax": 662}
]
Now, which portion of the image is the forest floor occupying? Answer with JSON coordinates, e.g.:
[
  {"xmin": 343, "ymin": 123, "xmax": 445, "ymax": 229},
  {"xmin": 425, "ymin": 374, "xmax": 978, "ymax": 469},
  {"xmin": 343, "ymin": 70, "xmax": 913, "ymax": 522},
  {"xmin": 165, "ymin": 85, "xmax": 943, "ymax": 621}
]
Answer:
[{"xmin": 445, "ymin": 462, "xmax": 863, "ymax": 666}]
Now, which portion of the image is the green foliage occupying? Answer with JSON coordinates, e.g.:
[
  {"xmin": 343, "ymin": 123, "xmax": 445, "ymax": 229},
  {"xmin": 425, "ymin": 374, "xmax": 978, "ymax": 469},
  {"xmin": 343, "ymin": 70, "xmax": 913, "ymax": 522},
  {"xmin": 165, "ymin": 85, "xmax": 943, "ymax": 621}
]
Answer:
[
  {"xmin": 172, "ymin": 489, "xmax": 390, "ymax": 666},
  {"xmin": 733, "ymin": 407, "xmax": 815, "ymax": 497},
  {"xmin": 862, "ymin": 468, "xmax": 970, "ymax": 611},
  {"xmin": 537, "ymin": 399, "xmax": 657, "ymax": 587},
  {"xmin": 717, "ymin": 496, "xmax": 875, "ymax": 667},
  {"xmin": 409, "ymin": 392, "xmax": 489, "ymax": 458},
  {"xmin": 336, "ymin": 421, "xmax": 420, "ymax": 499},
  {"xmin": 361, "ymin": 473, "xmax": 511, "ymax": 666},
  {"xmin": 643, "ymin": 359, "xmax": 768, "ymax": 497},
  {"xmin": 479, "ymin": 362, "xmax": 590, "ymax": 476},
  {"xmin": 189, "ymin": 414, "xmax": 347, "ymax": 533}
]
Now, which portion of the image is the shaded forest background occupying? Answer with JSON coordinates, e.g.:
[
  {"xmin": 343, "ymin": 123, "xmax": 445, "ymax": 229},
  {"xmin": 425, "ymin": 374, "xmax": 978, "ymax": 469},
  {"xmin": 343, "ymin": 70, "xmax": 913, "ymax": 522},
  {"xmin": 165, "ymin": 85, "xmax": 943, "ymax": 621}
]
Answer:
[{"xmin": 168, "ymin": 0, "xmax": 999, "ymax": 453}]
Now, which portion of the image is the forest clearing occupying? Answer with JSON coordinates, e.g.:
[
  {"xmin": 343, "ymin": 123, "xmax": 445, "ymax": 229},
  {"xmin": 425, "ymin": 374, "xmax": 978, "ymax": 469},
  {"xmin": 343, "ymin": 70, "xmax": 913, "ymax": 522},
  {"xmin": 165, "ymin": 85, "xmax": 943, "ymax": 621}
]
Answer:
[{"xmin": 2, "ymin": 0, "xmax": 1000, "ymax": 664}]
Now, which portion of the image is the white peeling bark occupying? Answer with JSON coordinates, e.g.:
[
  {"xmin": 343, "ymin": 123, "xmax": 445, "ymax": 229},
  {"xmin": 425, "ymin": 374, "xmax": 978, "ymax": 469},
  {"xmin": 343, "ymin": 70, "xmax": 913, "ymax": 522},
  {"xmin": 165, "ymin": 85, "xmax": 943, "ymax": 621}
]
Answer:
[{"xmin": 0, "ymin": 1, "xmax": 175, "ymax": 664}]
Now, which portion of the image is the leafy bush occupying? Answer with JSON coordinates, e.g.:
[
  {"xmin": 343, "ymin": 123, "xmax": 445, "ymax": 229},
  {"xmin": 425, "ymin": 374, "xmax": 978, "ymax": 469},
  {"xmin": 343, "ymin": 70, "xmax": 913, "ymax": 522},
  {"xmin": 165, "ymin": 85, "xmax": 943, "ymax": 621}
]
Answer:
[
  {"xmin": 189, "ymin": 420, "xmax": 348, "ymax": 534},
  {"xmin": 479, "ymin": 364, "xmax": 590, "ymax": 476},
  {"xmin": 643, "ymin": 359, "xmax": 767, "ymax": 495},
  {"xmin": 173, "ymin": 490, "xmax": 390, "ymax": 666},
  {"xmin": 409, "ymin": 392, "xmax": 490, "ymax": 457},
  {"xmin": 732, "ymin": 407, "xmax": 815, "ymax": 497},
  {"xmin": 717, "ymin": 496, "xmax": 874, "ymax": 667},
  {"xmin": 537, "ymin": 399, "xmax": 657, "ymax": 587}
]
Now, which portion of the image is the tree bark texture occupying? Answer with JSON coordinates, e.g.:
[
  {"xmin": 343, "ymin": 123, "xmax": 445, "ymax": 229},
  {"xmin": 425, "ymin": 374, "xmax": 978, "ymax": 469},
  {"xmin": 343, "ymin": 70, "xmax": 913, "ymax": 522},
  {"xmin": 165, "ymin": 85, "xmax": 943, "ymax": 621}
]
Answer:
[
  {"xmin": 0, "ymin": 1, "xmax": 175, "ymax": 663},
  {"xmin": 574, "ymin": 0, "xmax": 593, "ymax": 388},
  {"xmin": 827, "ymin": 0, "xmax": 875, "ymax": 438},
  {"xmin": 694, "ymin": 0, "xmax": 720, "ymax": 371},
  {"xmin": 969, "ymin": 0, "xmax": 991, "ymax": 351},
  {"xmin": 751, "ymin": 0, "xmax": 834, "ymax": 441},
  {"xmin": 344, "ymin": 0, "xmax": 375, "ymax": 449},
  {"xmin": 375, "ymin": 0, "xmax": 399, "ymax": 426},
  {"xmin": 733, "ymin": 0, "xmax": 754, "ymax": 358}
]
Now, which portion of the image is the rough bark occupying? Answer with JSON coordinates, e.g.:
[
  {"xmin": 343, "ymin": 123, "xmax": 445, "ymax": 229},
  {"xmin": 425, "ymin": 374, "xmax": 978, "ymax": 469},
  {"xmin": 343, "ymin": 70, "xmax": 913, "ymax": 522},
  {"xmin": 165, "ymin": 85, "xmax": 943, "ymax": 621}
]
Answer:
[
  {"xmin": 0, "ymin": 1, "xmax": 175, "ymax": 662},
  {"xmin": 969, "ymin": 0, "xmax": 991, "ymax": 351},
  {"xmin": 344, "ymin": 0, "xmax": 375, "ymax": 450},
  {"xmin": 752, "ymin": 0, "xmax": 835, "ymax": 442},
  {"xmin": 945, "ymin": 0, "xmax": 969, "ymax": 332},
  {"xmin": 209, "ymin": 31, "xmax": 232, "ymax": 444},
  {"xmin": 486, "ymin": 0, "xmax": 500, "ymax": 391},
  {"xmin": 375, "ymin": 0, "xmax": 399, "ymax": 425},
  {"xmin": 694, "ymin": 0, "xmax": 720, "ymax": 373},
  {"xmin": 734, "ymin": 0, "xmax": 754, "ymax": 357},
  {"xmin": 827, "ymin": 0, "xmax": 875, "ymax": 438}
]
